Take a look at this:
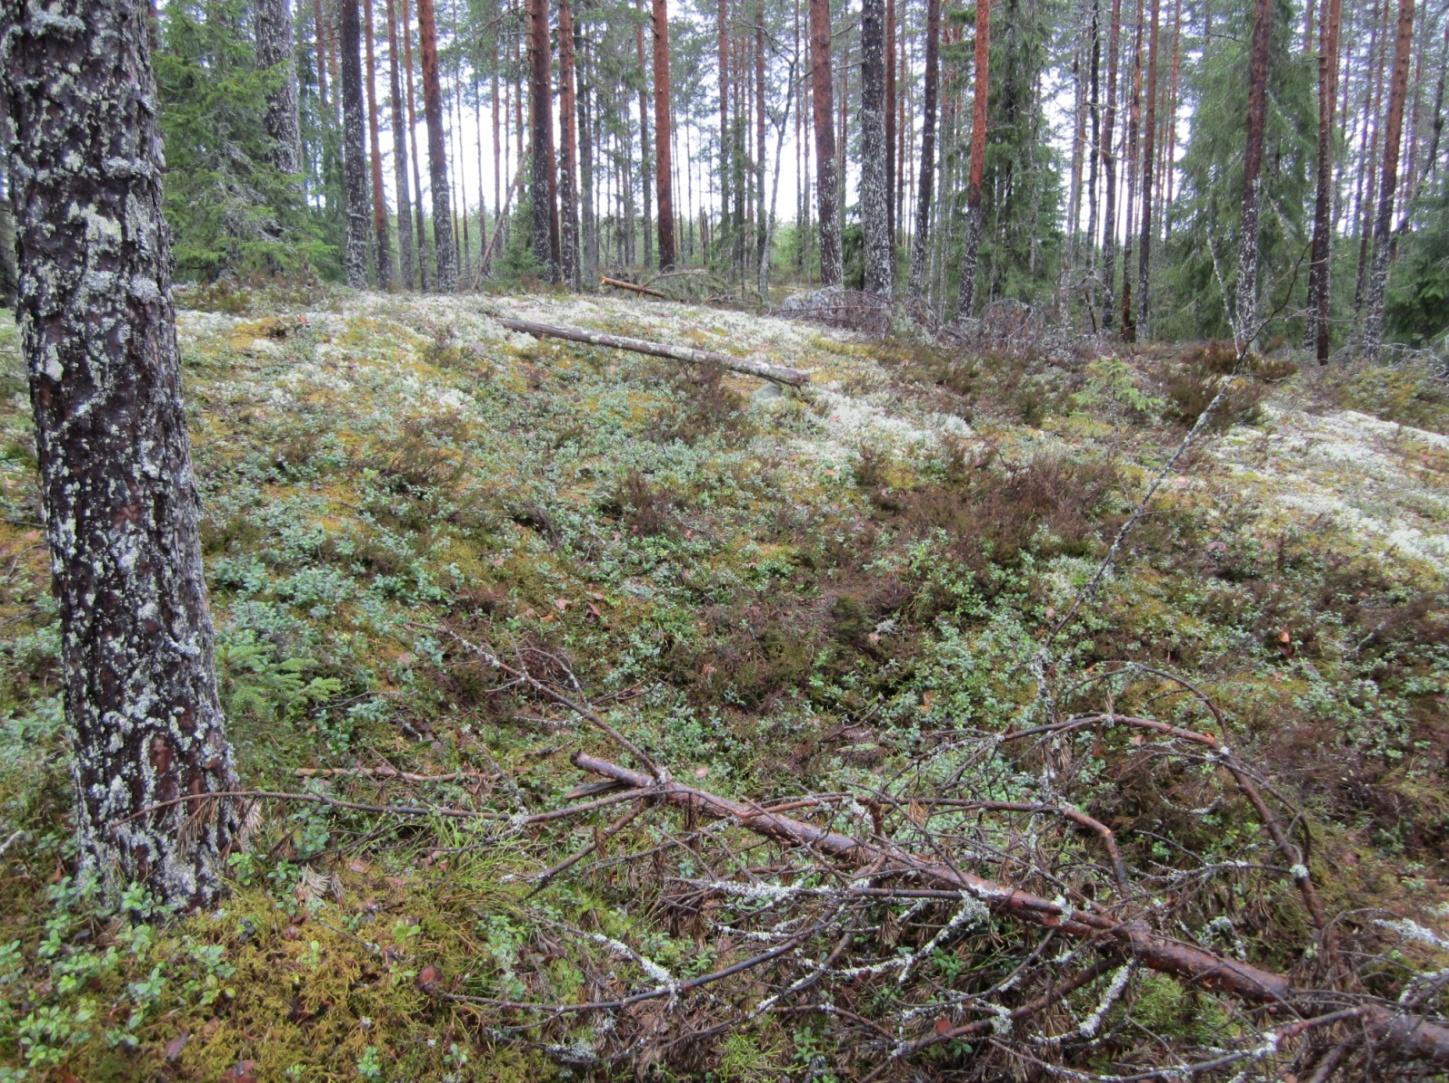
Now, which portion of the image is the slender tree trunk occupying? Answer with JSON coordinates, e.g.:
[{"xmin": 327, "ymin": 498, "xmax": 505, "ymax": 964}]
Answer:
[
  {"xmin": 1423, "ymin": 22, "xmax": 1446, "ymax": 181},
  {"xmin": 0, "ymin": 0, "xmax": 240, "ymax": 910},
  {"xmin": 363, "ymin": 0, "xmax": 393, "ymax": 287},
  {"xmin": 654, "ymin": 0, "xmax": 677, "ymax": 269},
  {"xmin": 256, "ymin": 0, "xmax": 303, "ymax": 175},
  {"xmin": 385, "ymin": 0, "xmax": 416, "ymax": 287},
  {"xmin": 403, "ymin": 0, "xmax": 429, "ymax": 288},
  {"xmin": 1363, "ymin": 0, "xmax": 1415, "ymax": 354},
  {"xmin": 1086, "ymin": 0, "xmax": 1100, "ymax": 278},
  {"xmin": 1161, "ymin": 0, "xmax": 1181, "ymax": 239},
  {"xmin": 635, "ymin": 19, "xmax": 654, "ymax": 269},
  {"xmin": 580, "ymin": 38, "xmax": 598, "ymax": 283},
  {"xmin": 417, "ymin": 0, "xmax": 454, "ymax": 288},
  {"xmin": 341, "ymin": 0, "xmax": 373, "ymax": 286},
  {"xmin": 527, "ymin": 0, "xmax": 559, "ymax": 279},
  {"xmin": 1100, "ymin": 0, "xmax": 1122, "ymax": 329},
  {"xmin": 719, "ymin": 0, "xmax": 731, "ymax": 259},
  {"xmin": 559, "ymin": 0, "xmax": 582, "ymax": 287},
  {"xmin": 314, "ymin": 0, "xmax": 331, "ymax": 112},
  {"xmin": 1234, "ymin": 0, "xmax": 1274, "ymax": 345},
  {"xmin": 755, "ymin": 0, "xmax": 767, "ymax": 281},
  {"xmin": 1120, "ymin": 0, "xmax": 1142, "ymax": 340},
  {"xmin": 1307, "ymin": 0, "xmax": 1342, "ymax": 361},
  {"xmin": 809, "ymin": 0, "xmax": 841, "ymax": 284},
  {"xmin": 1136, "ymin": 0, "xmax": 1159, "ymax": 334},
  {"xmin": 861, "ymin": 0, "xmax": 893, "ymax": 296},
  {"xmin": 1354, "ymin": 0, "xmax": 1387, "ymax": 312},
  {"xmin": 955, "ymin": 0, "xmax": 991, "ymax": 320},
  {"xmin": 885, "ymin": 0, "xmax": 897, "ymax": 254},
  {"xmin": 907, "ymin": 0, "xmax": 941, "ymax": 302}
]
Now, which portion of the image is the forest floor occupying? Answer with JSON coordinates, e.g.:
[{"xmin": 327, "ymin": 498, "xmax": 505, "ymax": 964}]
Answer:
[{"xmin": 0, "ymin": 285, "xmax": 1446, "ymax": 1080}]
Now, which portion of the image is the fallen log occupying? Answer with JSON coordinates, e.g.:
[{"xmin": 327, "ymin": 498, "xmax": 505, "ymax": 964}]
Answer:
[
  {"xmin": 600, "ymin": 275, "xmax": 669, "ymax": 299},
  {"xmin": 571, "ymin": 751, "xmax": 1449, "ymax": 1068},
  {"xmin": 497, "ymin": 317, "xmax": 809, "ymax": 387}
]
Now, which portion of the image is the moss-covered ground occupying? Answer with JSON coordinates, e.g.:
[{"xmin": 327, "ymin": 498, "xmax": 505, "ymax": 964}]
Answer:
[{"xmin": 0, "ymin": 285, "xmax": 1445, "ymax": 1079}]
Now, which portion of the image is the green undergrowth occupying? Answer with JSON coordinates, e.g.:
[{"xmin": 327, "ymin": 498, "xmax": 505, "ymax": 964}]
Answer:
[{"xmin": 0, "ymin": 295, "xmax": 1445, "ymax": 1078}]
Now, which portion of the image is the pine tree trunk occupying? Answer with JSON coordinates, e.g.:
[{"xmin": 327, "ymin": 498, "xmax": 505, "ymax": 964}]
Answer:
[
  {"xmin": 314, "ymin": 0, "xmax": 331, "ymax": 112},
  {"xmin": 363, "ymin": 0, "xmax": 393, "ymax": 287},
  {"xmin": 341, "ymin": 0, "xmax": 373, "ymax": 286},
  {"xmin": 1354, "ymin": 0, "xmax": 1387, "ymax": 313},
  {"xmin": 1234, "ymin": 0, "xmax": 1274, "ymax": 345},
  {"xmin": 386, "ymin": 0, "xmax": 416, "ymax": 287},
  {"xmin": 1307, "ymin": 0, "xmax": 1342, "ymax": 361},
  {"xmin": 579, "ymin": 38, "xmax": 598, "ymax": 284},
  {"xmin": 1136, "ymin": 0, "xmax": 1159, "ymax": 335},
  {"xmin": 635, "ymin": 20, "xmax": 654, "ymax": 270},
  {"xmin": 955, "ymin": 0, "xmax": 990, "ymax": 320},
  {"xmin": 907, "ymin": 0, "xmax": 941, "ymax": 302},
  {"xmin": 654, "ymin": 0, "xmax": 677, "ymax": 269},
  {"xmin": 1120, "ymin": 0, "xmax": 1142, "ymax": 340},
  {"xmin": 403, "ymin": 0, "xmax": 429, "ymax": 288},
  {"xmin": 559, "ymin": 0, "xmax": 582, "ymax": 287},
  {"xmin": 719, "ymin": 0, "xmax": 732, "ymax": 259},
  {"xmin": 754, "ymin": 1, "xmax": 766, "ymax": 281},
  {"xmin": 1362, "ymin": 0, "xmax": 1415, "ymax": 355},
  {"xmin": 417, "ymin": 0, "xmax": 454, "ymax": 288},
  {"xmin": 1086, "ymin": 0, "xmax": 1100, "ymax": 278},
  {"xmin": 809, "ymin": 0, "xmax": 841, "ymax": 284},
  {"xmin": 256, "ymin": 0, "xmax": 303, "ymax": 175},
  {"xmin": 885, "ymin": 0, "xmax": 897, "ymax": 252},
  {"xmin": 1100, "ymin": 0, "xmax": 1122, "ymax": 330},
  {"xmin": 861, "ymin": 0, "xmax": 893, "ymax": 296},
  {"xmin": 0, "ymin": 0, "xmax": 240, "ymax": 910},
  {"xmin": 528, "ymin": 0, "xmax": 559, "ymax": 280}
]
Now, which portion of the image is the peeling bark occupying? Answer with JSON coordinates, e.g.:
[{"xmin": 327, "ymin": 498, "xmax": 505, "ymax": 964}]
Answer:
[{"xmin": 0, "ymin": 0, "xmax": 239, "ymax": 909}]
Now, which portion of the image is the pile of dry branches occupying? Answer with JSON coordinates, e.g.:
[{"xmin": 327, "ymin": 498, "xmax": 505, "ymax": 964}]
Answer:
[{"xmin": 422, "ymin": 628, "xmax": 1449, "ymax": 1080}]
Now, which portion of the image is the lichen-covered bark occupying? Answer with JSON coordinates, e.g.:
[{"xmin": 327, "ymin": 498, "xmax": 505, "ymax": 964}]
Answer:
[
  {"xmin": 653, "ymin": 0, "xmax": 676, "ymax": 270},
  {"xmin": 340, "ymin": 0, "xmax": 373, "ymax": 287},
  {"xmin": 558, "ymin": 0, "xmax": 581, "ymax": 288},
  {"xmin": 255, "ymin": 0, "xmax": 302, "ymax": 175},
  {"xmin": 907, "ymin": 0, "xmax": 940, "ymax": 303},
  {"xmin": 526, "ymin": 0, "xmax": 557, "ymax": 282},
  {"xmin": 386, "ymin": 0, "xmax": 415, "ymax": 288},
  {"xmin": 1233, "ymin": 0, "xmax": 1273, "ymax": 346},
  {"xmin": 0, "ymin": 0, "xmax": 239, "ymax": 909},
  {"xmin": 809, "ymin": 0, "xmax": 841, "ymax": 285},
  {"xmin": 418, "ymin": 0, "xmax": 455, "ymax": 290},
  {"xmin": 363, "ymin": 0, "xmax": 393, "ymax": 288},
  {"xmin": 955, "ymin": 0, "xmax": 990, "ymax": 320},
  {"xmin": 860, "ymin": 0, "xmax": 893, "ymax": 297},
  {"xmin": 1362, "ymin": 0, "xmax": 1415, "ymax": 356}
]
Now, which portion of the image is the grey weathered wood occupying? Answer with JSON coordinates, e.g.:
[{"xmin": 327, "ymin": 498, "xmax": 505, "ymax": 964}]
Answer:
[{"xmin": 497, "ymin": 317, "xmax": 810, "ymax": 386}]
